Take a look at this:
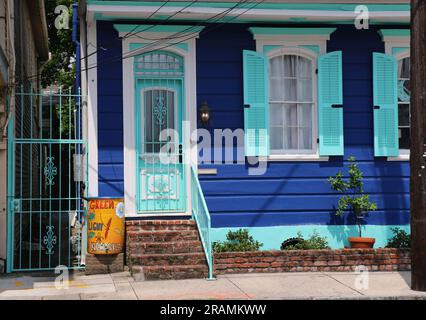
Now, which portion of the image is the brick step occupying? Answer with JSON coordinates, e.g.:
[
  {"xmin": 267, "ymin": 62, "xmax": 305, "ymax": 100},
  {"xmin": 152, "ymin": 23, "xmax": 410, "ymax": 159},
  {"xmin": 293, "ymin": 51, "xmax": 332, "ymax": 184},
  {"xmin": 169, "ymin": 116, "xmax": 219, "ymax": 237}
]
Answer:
[
  {"xmin": 128, "ymin": 240, "xmax": 203, "ymax": 254},
  {"xmin": 132, "ymin": 264, "xmax": 208, "ymax": 280},
  {"xmin": 127, "ymin": 230, "xmax": 200, "ymax": 242},
  {"xmin": 130, "ymin": 252, "xmax": 207, "ymax": 266},
  {"xmin": 126, "ymin": 220, "xmax": 197, "ymax": 232}
]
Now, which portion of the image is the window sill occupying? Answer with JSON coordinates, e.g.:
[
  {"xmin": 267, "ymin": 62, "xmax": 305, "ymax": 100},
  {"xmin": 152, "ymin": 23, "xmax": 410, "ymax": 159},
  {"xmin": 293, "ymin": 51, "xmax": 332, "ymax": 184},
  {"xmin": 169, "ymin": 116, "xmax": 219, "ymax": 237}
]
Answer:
[
  {"xmin": 268, "ymin": 154, "xmax": 329, "ymax": 162},
  {"xmin": 387, "ymin": 154, "xmax": 410, "ymax": 161}
]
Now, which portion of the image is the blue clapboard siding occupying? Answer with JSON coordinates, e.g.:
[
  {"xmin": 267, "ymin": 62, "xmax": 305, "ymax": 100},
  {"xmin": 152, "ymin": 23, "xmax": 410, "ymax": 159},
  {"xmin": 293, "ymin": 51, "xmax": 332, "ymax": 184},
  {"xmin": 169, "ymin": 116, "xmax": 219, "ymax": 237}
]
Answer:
[
  {"xmin": 95, "ymin": 22, "xmax": 410, "ymax": 227},
  {"xmin": 97, "ymin": 21, "xmax": 124, "ymax": 197},
  {"xmin": 196, "ymin": 24, "xmax": 410, "ymax": 227}
]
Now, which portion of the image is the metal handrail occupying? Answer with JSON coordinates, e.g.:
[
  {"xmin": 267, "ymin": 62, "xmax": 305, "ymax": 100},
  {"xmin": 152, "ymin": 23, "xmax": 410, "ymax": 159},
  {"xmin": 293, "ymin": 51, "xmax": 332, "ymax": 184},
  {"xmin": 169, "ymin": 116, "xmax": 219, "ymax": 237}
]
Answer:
[{"xmin": 190, "ymin": 166, "xmax": 214, "ymax": 280}]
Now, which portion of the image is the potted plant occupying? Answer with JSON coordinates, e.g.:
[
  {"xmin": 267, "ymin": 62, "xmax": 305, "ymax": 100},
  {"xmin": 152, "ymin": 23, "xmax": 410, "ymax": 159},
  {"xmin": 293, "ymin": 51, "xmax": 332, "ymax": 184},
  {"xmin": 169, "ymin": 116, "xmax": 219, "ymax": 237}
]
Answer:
[{"xmin": 328, "ymin": 156, "xmax": 378, "ymax": 248}]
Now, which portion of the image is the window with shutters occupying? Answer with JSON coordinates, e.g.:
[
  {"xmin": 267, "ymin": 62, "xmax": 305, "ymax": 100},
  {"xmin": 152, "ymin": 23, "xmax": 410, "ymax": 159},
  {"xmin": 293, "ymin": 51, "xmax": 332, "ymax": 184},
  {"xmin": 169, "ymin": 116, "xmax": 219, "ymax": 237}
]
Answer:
[
  {"xmin": 397, "ymin": 56, "xmax": 410, "ymax": 154},
  {"xmin": 268, "ymin": 52, "xmax": 317, "ymax": 155}
]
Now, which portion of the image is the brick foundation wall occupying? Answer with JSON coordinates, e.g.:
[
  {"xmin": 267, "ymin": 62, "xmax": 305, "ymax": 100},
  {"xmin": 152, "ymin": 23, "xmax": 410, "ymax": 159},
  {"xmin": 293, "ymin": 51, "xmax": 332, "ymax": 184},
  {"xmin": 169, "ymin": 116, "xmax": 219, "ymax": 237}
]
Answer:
[{"xmin": 214, "ymin": 249, "xmax": 411, "ymax": 274}]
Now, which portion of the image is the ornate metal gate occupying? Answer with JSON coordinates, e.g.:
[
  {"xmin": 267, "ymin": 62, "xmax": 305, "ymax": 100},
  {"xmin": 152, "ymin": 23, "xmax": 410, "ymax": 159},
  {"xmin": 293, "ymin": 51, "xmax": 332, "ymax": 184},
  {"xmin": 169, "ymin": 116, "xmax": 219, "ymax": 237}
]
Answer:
[{"xmin": 7, "ymin": 87, "xmax": 87, "ymax": 272}]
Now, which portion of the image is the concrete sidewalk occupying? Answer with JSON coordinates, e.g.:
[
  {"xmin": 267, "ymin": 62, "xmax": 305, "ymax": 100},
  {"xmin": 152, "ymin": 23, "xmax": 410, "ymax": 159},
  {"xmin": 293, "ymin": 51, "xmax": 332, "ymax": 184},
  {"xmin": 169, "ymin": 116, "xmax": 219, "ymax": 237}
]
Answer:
[{"xmin": 1, "ymin": 271, "xmax": 426, "ymax": 300}]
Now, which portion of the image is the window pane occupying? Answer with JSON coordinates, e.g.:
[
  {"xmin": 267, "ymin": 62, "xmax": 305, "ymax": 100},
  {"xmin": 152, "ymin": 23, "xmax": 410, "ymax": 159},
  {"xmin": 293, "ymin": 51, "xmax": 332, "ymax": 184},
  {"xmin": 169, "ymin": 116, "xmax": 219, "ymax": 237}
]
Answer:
[
  {"xmin": 398, "ymin": 104, "xmax": 410, "ymax": 127},
  {"xmin": 299, "ymin": 127, "xmax": 312, "ymax": 149},
  {"xmin": 298, "ymin": 57, "xmax": 312, "ymax": 79},
  {"xmin": 399, "ymin": 128, "xmax": 410, "ymax": 150},
  {"xmin": 271, "ymin": 127, "xmax": 284, "ymax": 150},
  {"xmin": 398, "ymin": 57, "xmax": 410, "ymax": 79},
  {"xmin": 284, "ymin": 127, "xmax": 298, "ymax": 149},
  {"xmin": 299, "ymin": 104, "xmax": 313, "ymax": 128},
  {"xmin": 270, "ymin": 104, "xmax": 283, "ymax": 126},
  {"xmin": 283, "ymin": 55, "xmax": 297, "ymax": 77},
  {"xmin": 270, "ymin": 56, "xmax": 283, "ymax": 77},
  {"xmin": 398, "ymin": 80, "xmax": 410, "ymax": 103},
  {"xmin": 270, "ymin": 78, "xmax": 283, "ymax": 101},
  {"xmin": 283, "ymin": 103, "xmax": 297, "ymax": 127},
  {"xmin": 298, "ymin": 79, "xmax": 313, "ymax": 101},
  {"xmin": 283, "ymin": 79, "xmax": 297, "ymax": 101}
]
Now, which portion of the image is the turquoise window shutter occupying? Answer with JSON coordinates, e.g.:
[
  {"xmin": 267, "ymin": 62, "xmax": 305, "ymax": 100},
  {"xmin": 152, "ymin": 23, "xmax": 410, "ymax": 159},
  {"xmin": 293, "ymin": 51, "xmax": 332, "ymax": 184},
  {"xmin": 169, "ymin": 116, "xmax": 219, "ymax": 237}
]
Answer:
[
  {"xmin": 318, "ymin": 51, "xmax": 344, "ymax": 156},
  {"xmin": 372, "ymin": 52, "xmax": 399, "ymax": 157},
  {"xmin": 243, "ymin": 50, "xmax": 269, "ymax": 157}
]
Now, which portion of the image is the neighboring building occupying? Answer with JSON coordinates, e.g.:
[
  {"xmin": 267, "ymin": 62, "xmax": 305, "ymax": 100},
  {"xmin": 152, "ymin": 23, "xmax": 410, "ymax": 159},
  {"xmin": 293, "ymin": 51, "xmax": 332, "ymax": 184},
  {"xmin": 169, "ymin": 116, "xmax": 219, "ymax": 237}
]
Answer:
[
  {"xmin": 79, "ymin": 1, "xmax": 410, "ymax": 279},
  {"xmin": 0, "ymin": 0, "xmax": 49, "ymax": 272}
]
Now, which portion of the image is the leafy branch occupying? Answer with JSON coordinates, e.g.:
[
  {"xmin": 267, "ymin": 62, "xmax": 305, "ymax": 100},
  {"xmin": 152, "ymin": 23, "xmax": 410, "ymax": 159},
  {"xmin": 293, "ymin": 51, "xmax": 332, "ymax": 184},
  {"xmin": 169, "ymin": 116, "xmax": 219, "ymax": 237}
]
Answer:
[{"xmin": 328, "ymin": 156, "xmax": 377, "ymax": 237}]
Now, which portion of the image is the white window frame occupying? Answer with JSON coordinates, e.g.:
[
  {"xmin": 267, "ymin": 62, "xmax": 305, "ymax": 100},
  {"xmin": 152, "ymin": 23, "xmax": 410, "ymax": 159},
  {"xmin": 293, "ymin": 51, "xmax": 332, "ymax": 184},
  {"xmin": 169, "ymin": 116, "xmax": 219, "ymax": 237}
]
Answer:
[
  {"xmin": 251, "ymin": 29, "xmax": 333, "ymax": 161},
  {"xmin": 267, "ymin": 47, "xmax": 318, "ymax": 158},
  {"xmin": 380, "ymin": 30, "xmax": 410, "ymax": 161}
]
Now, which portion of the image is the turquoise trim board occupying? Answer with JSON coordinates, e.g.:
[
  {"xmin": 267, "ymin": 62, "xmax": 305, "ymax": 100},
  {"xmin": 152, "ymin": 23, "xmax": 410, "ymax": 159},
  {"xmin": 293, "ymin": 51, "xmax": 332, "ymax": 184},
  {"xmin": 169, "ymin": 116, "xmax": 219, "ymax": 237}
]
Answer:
[
  {"xmin": 96, "ymin": 13, "xmax": 409, "ymax": 25},
  {"xmin": 211, "ymin": 225, "xmax": 411, "ymax": 250},
  {"xmin": 114, "ymin": 24, "xmax": 204, "ymax": 34},
  {"xmin": 249, "ymin": 27, "xmax": 336, "ymax": 36},
  {"xmin": 392, "ymin": 47, "xmax": 409, "ymax": 56},
  {"xmin": 379, "ymin": 29, "xmax": 410, "ymax": 38},
  {"xmin": 263, "ymin": 45, "xmax": 320, "ymax": 55},
  {"xmin": 130, "ymin": 42, "xmax": 189, "ymax": 52},
  {"xmin": 88, "ymin": 1, "xmax": 410, "ymax": 12}
]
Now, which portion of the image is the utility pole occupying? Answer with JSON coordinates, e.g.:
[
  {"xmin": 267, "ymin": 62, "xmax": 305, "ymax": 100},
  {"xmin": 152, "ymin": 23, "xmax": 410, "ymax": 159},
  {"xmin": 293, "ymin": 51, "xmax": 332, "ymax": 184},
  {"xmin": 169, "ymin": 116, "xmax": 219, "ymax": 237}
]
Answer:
[{"xmin": 410, "ymin": 0, "xmax": 426, "ymax": 291}]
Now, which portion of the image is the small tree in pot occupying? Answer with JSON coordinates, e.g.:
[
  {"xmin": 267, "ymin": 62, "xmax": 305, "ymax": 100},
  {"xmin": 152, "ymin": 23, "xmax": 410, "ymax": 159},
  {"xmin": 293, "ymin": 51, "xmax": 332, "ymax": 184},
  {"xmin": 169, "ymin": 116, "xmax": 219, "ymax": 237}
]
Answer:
[{"xmin": 328, "ymin": 156, "xmax": 377, "ymax": 248}]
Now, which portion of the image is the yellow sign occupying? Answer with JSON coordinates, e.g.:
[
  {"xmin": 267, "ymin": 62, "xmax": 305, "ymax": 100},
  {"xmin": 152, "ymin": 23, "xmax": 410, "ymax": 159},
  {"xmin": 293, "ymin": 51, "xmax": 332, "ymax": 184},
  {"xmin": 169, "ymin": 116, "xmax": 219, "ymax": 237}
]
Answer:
[{"xmin": 87, "ymin": 198, "xmax": 125, "ymax": 255}]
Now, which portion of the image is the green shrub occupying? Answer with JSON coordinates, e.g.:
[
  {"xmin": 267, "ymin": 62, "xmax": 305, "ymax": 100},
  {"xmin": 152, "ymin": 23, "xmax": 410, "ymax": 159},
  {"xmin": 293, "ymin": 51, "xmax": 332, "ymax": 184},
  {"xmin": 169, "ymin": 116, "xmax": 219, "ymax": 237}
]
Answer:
[
  {"xmin": 386, "ymin": 227, "xmax": 411, "ymax": 249},
  {"xmin": 281, "ymin": 231, "xmax": 330, "ymax": 250},
  {"xmin": 213, "ymin": 229, "xmax": 263, "ymax": 253}
]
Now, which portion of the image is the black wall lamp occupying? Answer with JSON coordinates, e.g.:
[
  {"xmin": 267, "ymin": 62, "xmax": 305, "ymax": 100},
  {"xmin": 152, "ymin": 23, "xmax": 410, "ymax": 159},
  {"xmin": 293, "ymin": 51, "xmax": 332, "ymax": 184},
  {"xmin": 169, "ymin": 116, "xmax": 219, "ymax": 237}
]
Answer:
[{"xmin": 199, "ymin": 101, "xmax": 211, "ymax": 125}]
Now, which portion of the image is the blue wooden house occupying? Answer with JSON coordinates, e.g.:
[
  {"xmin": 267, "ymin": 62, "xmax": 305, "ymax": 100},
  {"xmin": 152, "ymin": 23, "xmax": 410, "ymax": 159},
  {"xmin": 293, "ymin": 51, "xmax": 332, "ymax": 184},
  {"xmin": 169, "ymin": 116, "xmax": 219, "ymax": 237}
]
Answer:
[{"xmin": 80, "ymin": 1, "xmax": 411, "ymax": 278}]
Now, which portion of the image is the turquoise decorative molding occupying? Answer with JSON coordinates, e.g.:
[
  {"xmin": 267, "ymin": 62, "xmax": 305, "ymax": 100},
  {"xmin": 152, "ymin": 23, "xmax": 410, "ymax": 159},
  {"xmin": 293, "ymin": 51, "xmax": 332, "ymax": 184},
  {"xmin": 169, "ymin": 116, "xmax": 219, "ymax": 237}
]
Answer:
[
  {"xmin": 379, "ymin": 29, "xmax": 410, "ymax": 38},
  {"xmin": 392, "ymin": 47, "xmax": 409, "ymax": 56},
  {"xmin": 114, "ymin": 24, "xmax": 204, "ymax": 34},
  {"xmin": 249, "ymin": 27, "xmax": 336, "ymax": 36},
  {"xmin": 130, "ymin": 42, "xmax": 188, "ymax": 53},
  {"xmin": 88, "ymin": 1, "xmax": 409, "ymax": 12},
  {"xmin": 263, "ymin": 45, "xmax": 320, "ymax": 55}
]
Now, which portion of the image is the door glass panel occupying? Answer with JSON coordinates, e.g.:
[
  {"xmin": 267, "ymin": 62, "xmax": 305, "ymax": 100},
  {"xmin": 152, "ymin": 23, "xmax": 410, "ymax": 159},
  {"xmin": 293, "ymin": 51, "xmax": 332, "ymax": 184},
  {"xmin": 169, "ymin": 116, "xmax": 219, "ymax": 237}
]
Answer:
[{"xmin": 144, "ymin": 89, "xmax": 175, "ymax": 154}]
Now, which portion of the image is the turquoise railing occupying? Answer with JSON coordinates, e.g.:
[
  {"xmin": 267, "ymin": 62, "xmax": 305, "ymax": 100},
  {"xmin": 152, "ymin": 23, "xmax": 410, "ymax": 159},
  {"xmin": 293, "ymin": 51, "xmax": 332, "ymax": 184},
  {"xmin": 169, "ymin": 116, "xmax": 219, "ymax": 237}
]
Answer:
[{"xmin": 191, "ymin": 167, "xmax": 214, "ymax": 279}]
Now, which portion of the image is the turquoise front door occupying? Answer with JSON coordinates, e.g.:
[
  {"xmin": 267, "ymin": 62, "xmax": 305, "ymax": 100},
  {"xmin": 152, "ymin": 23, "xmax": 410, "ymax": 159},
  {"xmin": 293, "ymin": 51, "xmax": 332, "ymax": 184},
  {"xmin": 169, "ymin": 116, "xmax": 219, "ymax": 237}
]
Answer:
[{"xmin": 136, "ymin": 78, "xmax": 187, "ymax": 213}]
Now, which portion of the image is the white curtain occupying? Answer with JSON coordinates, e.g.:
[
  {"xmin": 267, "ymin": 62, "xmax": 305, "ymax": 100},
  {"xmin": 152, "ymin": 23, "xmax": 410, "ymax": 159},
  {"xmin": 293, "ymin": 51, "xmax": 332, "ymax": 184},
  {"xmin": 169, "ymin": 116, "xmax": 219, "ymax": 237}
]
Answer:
[{"xmin": 270, "ymin": 55, "xmax": 313, "ymax": 152}]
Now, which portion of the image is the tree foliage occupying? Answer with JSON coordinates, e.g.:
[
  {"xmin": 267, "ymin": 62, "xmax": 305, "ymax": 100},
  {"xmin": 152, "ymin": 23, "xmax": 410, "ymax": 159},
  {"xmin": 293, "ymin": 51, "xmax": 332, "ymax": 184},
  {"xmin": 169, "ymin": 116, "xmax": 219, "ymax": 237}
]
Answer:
[
  {"xmin": 42, "ymin": 0, "xmax": 76, "ymax": 88},
  {"xmin": 328, "ymin": 156, "xmax": 377, "ymax": 237}
]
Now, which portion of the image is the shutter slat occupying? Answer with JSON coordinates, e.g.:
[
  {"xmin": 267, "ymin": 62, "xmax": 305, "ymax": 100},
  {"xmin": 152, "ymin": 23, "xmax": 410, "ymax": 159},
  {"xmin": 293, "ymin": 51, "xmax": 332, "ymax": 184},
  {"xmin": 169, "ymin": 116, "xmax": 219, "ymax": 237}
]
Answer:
[
  {"xmin": 318, "ymin": 51, "xmax": 344, "ymax": 156},
  {"xmin": 243, "ymin": 50, "xmax": 269, "ymax": 157},
  {"xmin": 373, "ymin": 52, "xmax": 399, "ymax": 157}
]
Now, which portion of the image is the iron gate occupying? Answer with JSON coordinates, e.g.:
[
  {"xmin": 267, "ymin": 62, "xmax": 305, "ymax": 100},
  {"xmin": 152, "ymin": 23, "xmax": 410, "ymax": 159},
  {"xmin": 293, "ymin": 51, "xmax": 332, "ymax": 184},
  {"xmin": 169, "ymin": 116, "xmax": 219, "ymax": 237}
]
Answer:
[{"xmin": 7, "ymin": 86, "xmax": 87, "ymax": 272}]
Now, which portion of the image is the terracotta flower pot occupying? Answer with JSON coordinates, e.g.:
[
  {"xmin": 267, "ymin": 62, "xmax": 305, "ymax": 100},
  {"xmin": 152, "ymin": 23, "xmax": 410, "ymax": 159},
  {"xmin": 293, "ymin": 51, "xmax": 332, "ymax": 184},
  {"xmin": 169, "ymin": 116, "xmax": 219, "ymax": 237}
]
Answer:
[{"xmin": 348, "ymin": 237, "xmax": 375, "ymax": 249}]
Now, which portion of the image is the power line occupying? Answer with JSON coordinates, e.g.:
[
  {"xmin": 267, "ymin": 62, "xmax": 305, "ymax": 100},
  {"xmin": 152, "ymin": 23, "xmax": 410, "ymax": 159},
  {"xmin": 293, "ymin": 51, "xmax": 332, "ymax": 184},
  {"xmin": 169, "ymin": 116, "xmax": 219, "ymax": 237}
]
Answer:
[
  {"xmin": 16, "ymin": 0, "xmax": 264, "ymax": 86},
  {"xmin": 81, "ymin": 0, "xmax": 193, "ymax": 66},
  {"xmin": 84, "ymin": 0, "xmax": 254, "ymax": 72}
]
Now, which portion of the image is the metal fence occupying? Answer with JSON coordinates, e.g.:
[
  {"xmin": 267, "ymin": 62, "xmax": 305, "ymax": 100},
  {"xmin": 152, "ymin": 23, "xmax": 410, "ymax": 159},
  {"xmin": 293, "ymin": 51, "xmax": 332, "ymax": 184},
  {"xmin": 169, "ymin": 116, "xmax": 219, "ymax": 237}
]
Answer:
[{"xmin": 7, "ymin": 87, "xmax": 87, "ymax": 272}]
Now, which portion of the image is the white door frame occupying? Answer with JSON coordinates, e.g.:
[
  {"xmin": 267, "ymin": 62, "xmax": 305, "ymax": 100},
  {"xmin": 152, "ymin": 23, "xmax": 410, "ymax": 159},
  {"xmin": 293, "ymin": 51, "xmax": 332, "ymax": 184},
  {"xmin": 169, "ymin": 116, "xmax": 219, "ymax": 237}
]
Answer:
[{"xmin": 120, "ymin": 28, "xmax": 200, "ymax": 218}]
